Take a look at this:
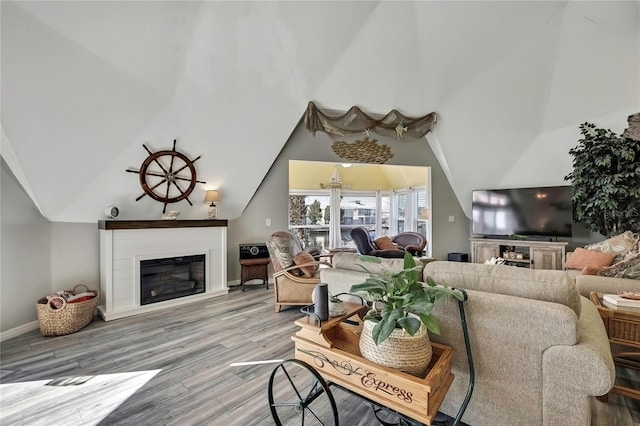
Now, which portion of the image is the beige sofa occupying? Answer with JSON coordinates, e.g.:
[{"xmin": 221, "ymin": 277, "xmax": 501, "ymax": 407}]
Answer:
[
  {"xmin": 424, "ymin": 261, "xmax": 614, "ymax": 426},
  {"xmin": 567, "ymin": 269, "xmax": 639, "ymax": 298},
  {"xmin": 319, "ymin": 252, "xmax": 420, "ymax": 298},
  {"xmin": 321, "ymin": 255, "xmax": 615, "ymax": 425}
]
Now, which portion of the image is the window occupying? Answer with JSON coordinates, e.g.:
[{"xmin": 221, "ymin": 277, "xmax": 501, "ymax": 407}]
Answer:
[
  {"xmin": 391, "ymin": 187, "xmax": 430, "ymax": 254},
  {"xmin": 288, "ymin": 161, "xmax": 432, "ymax": 256},
  {"xmin": 288, "ymin": 192, "xmax": 330, "ymax": 251},
  {"xmin": 340, "ymin": 193, "xmax": 381, "ymax": 248}
]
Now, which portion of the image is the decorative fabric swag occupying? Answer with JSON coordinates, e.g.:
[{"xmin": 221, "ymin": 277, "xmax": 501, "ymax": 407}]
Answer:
[{"xmin": 304, "ymin": 101, "xmax": 437, "ymax": 142}]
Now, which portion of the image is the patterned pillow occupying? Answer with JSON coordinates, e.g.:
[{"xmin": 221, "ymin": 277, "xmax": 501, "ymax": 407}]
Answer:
[
  {"xmin": 586, "ymin": 231, "xmax": 639, "ymax": 262},
  {"xmin": 267, "ymin": 234, "xmax": 295, "ymax": 270},
  {"xmin": 564, "ymin": 247, "xmax": 615, "ymax": 270},
  {"xmin": 598, "ymin": 251, "xmax": 640, "ymax": 279}
]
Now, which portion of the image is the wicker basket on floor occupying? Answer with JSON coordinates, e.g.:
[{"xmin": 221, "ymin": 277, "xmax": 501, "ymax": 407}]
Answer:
[{"xmin": 36, "ymin": 284, "xmax": 99, "ymax": 337}]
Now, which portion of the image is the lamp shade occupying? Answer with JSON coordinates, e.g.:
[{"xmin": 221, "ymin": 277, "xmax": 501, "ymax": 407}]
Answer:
[{"xmin": 204, "ymin": 190, "xmax": 220, "ymax": 204}]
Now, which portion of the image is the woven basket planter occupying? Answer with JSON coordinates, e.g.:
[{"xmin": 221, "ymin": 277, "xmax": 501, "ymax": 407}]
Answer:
[
  {"xmin": 36, "ymin": 285, "xmax": 99, "ymax": 337},
  {"xmin": 359, "ymin": 319, "xmax": 433, "ymax": 378}
]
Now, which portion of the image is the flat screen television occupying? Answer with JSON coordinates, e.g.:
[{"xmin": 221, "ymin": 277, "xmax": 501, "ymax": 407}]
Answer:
[{"xmin": 472, "ymin": 186, "xmax": 573, "ymax": 238}]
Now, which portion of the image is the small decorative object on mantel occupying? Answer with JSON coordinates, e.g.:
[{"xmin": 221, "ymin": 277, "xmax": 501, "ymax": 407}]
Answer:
[
  {"xmin": 331, "ymin": 137, "xmax": 393, "ymax": 164},
  {"xmin": 104, "ymin": 202, "xmax": 119, "ymax": 219},
  {"xmin": 305, "ymin": 101, "xmax": 437, "ymax": 142},
  {"xmin": 204, "ymin": 190, "xmax": 220, "ymax": 219},
  {"xmin": 126, "ymin": 139, "xmax": 206, "ymax": 214},
  {"xmin": 161, "ymin": 210, "xmax": 180, "ymax": 220}
]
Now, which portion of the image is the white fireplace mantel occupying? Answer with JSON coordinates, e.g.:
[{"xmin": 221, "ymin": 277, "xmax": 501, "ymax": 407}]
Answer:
[{"xmin": 98, "ymin": 220, "xmax": 228, "ymax": 321}]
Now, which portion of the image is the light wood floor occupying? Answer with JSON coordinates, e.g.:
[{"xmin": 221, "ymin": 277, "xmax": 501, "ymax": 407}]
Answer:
[{"xmin": 1, "ymin": 287, "xmax": 639, "ymax": 425}]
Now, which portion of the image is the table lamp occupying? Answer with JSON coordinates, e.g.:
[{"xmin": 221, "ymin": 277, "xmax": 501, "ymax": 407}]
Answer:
[{"xmin": 204, "ymin": 190, "xmax": 220, "ymax": 219}]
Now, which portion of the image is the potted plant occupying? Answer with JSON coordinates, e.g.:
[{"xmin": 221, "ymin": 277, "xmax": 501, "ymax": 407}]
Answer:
[
  {"xmin": 564, "ymin": 121, "xmax": 640, "ymax": 237},
  {"xmin": 328, "ymin": 293, "xmax": 345, "ymax": 317},
  {"xmin": 350, "ymin": 252, "xmax": 462, "ymax": 377}
]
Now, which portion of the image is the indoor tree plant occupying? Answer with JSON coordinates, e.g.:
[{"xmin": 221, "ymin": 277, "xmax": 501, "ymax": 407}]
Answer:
[
  {"xmin": 564, "ymin": 122, "xmax": 640, "ymax": 237},
  {"xmin": 350, "ymin": 252, "xmax": 463, "ymax": 376}
]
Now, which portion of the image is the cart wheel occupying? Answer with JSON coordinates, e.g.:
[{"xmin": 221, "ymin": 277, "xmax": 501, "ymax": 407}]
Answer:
[{"xmin": 268, "ymin": 359, "xmax": 339, "ymax": 426}]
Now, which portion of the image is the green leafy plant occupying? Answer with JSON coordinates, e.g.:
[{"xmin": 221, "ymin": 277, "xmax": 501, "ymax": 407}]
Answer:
[
  {"xmin": 350, "ymin": 252, "xmax": 463, "ymax": 346},
  {"xmin": 564, "ymin": 122, "xmax": 640, "ymax": 237}
]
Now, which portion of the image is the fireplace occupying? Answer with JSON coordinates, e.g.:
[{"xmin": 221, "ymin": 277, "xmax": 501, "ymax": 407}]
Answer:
[
  {"xmin": 99, "ymin": 220, "xmax": 228, "ymax": 321},
  {"xmin": 140, "ymin": 254, "xmax": 206, "ymax": 305}
]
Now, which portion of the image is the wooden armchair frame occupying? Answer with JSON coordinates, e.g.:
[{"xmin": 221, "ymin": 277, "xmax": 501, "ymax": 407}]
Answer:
[
  {"xmin": 273, "ymin": 260, "xmax": 332, "ymax": 312},
  {"xmin": 267, "ymin": 230, "xmax": 335, "ymax": 313}
]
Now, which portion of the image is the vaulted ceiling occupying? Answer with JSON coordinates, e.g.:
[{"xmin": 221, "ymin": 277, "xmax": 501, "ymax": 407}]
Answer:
[{"xmin": 2, "ymin": 1, "xmax": 638, "ymax": 222}]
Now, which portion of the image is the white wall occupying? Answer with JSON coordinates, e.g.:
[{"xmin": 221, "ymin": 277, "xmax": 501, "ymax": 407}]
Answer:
[
  {"xmin": 1, "ymin": 161, "xmax": 100, "ymax": 336},
  {"xmin": 50, "ymin": 222, "xmax": 100, "ymax": 293},
  {"xmin": 1, "ymin": 159, "xmax": 51, "ymax": 333}
]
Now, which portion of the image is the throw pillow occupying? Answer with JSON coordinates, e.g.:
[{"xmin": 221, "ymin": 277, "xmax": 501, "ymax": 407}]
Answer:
[
  {"xmin": 268, "ymin": 234, "xmax": 295, "ymax": 270},
  {"xmin": 579, "ymin": 265, "xmax": 607, "ymax": 275},
  {"xmin": 374, "ymin": 236, "xmax": 399, "ymax": 251},
  {"xmin": 586, "ymin": 230, "xmax": 639, "ymax": 262},
  {"xmin": 293, "ymin": 251, "xmax": 317, "ymax": 277},
  {"xmin": 598, "ymin": 251, "xmax": 640, "ymax": 279},
  {"xmin": 565, "ymin": 247, "xmax": 615, "ymax": 270}
]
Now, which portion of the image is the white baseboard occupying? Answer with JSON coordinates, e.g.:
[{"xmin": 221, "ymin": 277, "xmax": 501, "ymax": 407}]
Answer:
[
  {"xmin": 0, "ymin": 283, "xmax": 273, "ymax": 341},
  {"xmin": 97, "ymin": 290, "xmax": 229, "ymax": 321},
  {"xmin": 0, "ymin": 320, "xmax": 40, "ymax": 342}
]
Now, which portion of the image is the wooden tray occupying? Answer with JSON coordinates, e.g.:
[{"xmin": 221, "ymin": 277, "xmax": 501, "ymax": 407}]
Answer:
[{"xmin": 292, "ymin": 302, "xmax": 454, "ymax": 425}]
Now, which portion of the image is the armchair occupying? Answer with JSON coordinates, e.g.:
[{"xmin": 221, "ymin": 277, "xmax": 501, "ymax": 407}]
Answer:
[
  {"xmin": 392, "ymin": 232, "xmax": 427, "ymax": 256},
  {"xmin": 266, "ymin": 231, "xmax": 332, "ymax": 312},
  {"xmin": 349, "ymin": 227, "xmax": 405, "ymax": 258}
]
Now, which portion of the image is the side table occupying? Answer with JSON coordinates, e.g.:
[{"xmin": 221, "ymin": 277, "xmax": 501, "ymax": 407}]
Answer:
[
  {"xmin": 590, "ymin": 291, "xmax": 640, "ymax": 401},
  {"xmin": 240, "ymin": 258, "xmax": 270, "ymax": 291}
]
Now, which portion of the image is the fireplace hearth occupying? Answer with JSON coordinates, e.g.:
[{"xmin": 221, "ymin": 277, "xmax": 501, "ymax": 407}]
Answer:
[{"xmin": 140, "ymin": 254, "xmax": 205, "ymax": 305}]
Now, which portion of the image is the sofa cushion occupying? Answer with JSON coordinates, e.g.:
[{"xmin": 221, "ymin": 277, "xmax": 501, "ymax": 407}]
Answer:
[
  {"xmin": 574, "ymin": 274, "xmax": 640, "ymax": 298},
  {"xmin": 331, "ymin": 252, "xmax": 410, "ymax": 274},
  {"xmin": 424, "ymin": 261, "xmax": 582, "ymax": 317},
  {"xmin": 564, "ymin": 247, "xmax": 615, "ymax": 271}
]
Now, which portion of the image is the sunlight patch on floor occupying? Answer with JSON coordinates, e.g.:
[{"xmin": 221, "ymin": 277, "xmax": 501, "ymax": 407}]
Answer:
[{"xmin": 0, "ymin": 370, "xmax": 160, "ymax": 425}]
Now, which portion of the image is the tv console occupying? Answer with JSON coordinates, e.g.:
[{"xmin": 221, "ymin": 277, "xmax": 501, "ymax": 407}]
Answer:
[
  {"xmin": 470, "ymin": 237, "xmax": 567, "ymax": 270},
  {"xmin": 481, "ymin": 235, "xmax": 554, "ymax": 242}
]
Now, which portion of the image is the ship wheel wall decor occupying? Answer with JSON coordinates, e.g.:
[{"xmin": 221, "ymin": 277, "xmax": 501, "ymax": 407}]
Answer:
[{"xmin": 126, "ymin": 140, "xmax": 206, "ymax": 213}]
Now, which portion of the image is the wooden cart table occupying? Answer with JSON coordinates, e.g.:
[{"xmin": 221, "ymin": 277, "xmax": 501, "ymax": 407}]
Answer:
[{"xmin": 267, "ymin": 292, "xmax": 474, "ymax": 426}]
